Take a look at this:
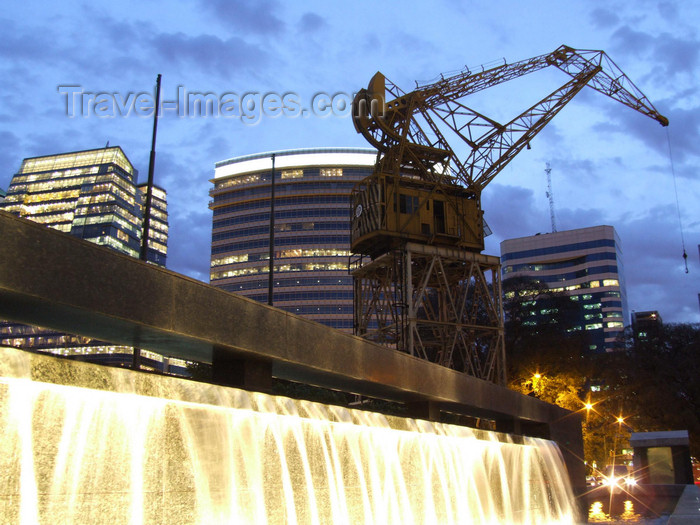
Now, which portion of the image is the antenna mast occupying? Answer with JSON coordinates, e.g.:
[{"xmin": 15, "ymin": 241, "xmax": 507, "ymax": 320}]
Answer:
[{"xmin": 545, "ymin": 162, "xmax": 557, "ymax": 233}]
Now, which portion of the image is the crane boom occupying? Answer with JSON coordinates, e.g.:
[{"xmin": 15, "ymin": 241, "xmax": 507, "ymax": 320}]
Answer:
[{"xmin": 353, "ymin": 45, "xmax": 668, "ymax": 194}]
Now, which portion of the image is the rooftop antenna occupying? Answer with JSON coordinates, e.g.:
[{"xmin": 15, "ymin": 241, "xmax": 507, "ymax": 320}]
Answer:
[{"xmin": 545, "ymin": 162, "xmax": 557, "ymax": 233}]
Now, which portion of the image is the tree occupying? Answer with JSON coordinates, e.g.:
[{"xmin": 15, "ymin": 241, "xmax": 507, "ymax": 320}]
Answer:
[
  {"xmin": 615, "ymin": 323, "xmax": 700, "ymax": 455},
  {"xmin": 503, "ymin": 276, "xmax": 629, "ymax": 471}
]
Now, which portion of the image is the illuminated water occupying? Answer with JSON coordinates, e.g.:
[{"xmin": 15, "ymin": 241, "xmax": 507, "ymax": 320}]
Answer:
[{"xmin": 0, "ymin": 348, "xmax": 576, "ymax": 524}]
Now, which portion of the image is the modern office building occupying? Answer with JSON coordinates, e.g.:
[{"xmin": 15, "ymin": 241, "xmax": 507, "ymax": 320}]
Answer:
[
  {"xmin": 0, "ymin": 146, "xmax": 183, "ymax": 373},
  {"xmin": 210, "ymin": 148, "xmax": 377, "ymax": 332},
  {"xmin": 1, "ymin": 147, "xmax": 168, "ymax": 264},
  {"xmin": 631, "ymin": 310, "xmax": 662, "ymax": 342},
  {"xmin": 500, "ymin": 225, "xmax": 628, "ymax": 353}
]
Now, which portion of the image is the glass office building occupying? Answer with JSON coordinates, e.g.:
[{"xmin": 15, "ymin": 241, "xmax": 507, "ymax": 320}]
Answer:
[
  {"xmin": 0, "ymin": 146, "xmax": 183, "ymax": 373},
  {"xmin": 500, "ymin": 225, "xmax": 628, "ymax": 353},
  {"xmin": 210, "ymin": 148, "xmax": 377, "ymax": 332}
]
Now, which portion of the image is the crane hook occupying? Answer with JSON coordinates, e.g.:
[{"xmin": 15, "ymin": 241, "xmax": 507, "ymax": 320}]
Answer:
[{"xmin": 683, "ymin": 250, "xmax": 689, "ymax": 273}]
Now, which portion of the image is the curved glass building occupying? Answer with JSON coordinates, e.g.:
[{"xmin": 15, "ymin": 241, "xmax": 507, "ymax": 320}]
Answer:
[{"xmin": 210, "ymin": 148, "xmax": 376, "ymax": 332}]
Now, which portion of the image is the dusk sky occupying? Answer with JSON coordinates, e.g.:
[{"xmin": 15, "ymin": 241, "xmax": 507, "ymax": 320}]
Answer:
[{"xmin": 1, "ymin": 1, "xmax": 698, "ymax": 323}]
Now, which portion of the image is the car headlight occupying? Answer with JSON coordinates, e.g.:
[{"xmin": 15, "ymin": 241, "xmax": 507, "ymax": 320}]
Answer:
[
  {"xmin": 602, "ymin": 476, "xmax": 616, "ymax": 486},
  {"xmin": 625, "ymin": 477, "xmax": 637, "ymax": 486}
]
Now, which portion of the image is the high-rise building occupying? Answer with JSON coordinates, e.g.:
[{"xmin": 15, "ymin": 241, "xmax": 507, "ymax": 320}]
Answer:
[
  {"xmin": 0, "ymin": 146, "xmax": 182, "ymax": 373},
  {"xmin": 210, "ymin": 148, "xmax": 376, "ymax": 331},
  {"xmin": 500, "ymin": 225, "xmax": 627, "ymax": 353},
  {"xmin": 1, "ymin": 147, "xmax": 167, "ymax": 264},
  {"xmin": 631, "ymin": 310, "xmax": 662, "ymax": 342}
]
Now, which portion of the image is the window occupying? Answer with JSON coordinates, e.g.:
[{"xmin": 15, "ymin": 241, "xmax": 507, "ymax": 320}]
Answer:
[
  {"xmin": 583, "ymin": 303, "xmax": 601, "ymax": 310},
  {"xmin": 320, "ymin": 168, "xmax": 343, "ymax": 177},
  {"xmin": 281, "ymin": 169, "xmax": 303, "ymax": 179},
  {"xmin": 399, "ymin": 194, "xmax": 419, "ymax": 215}
]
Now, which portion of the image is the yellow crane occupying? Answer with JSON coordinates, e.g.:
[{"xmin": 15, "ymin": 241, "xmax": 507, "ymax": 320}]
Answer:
[{"xmin": 350, "ymin": 45, "xmax": 668, "ymax": 384}]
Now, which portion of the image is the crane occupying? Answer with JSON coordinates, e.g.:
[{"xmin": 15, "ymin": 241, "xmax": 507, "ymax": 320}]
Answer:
[{"xmin": 350, "ymin": 45, "xmax": 668, "ymax": 384}]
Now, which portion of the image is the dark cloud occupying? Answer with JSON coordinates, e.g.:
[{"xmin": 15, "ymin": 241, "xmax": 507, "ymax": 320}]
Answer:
[
  {"xmin": 592, "ymin": 101, "xmax": 699, "ymax": 168},
  {"xmin": 0, "ymin": 131, "xmax": 23, "ymax": 190},
  {"xmin": 589, "ymin": 8, "xmax": 620, "ymax": 29},
  {"xmin": 299, "ymin": 12, "xmax": 326, "ymax": 33},
  {"xmin": 166, "ymin": 209, "xmax": 212, "ymax": 281},
  {"xmin": 615, "ymin": 206, "xmax": 699, "ymax": 322},
  {"xmin": 610, "ymin": 27, "xmax": 700, "ymax": 79},
  {"xmin": 656, "ymin": 1, "xmax": 681, "ymax": 23},
  {"xmin": 482, "ymin": 184, "xmax": 545, "ymax": 243},
  {"xmin": 151, "ymin": 32, "xmax": 268, "ymax": 74},
  {"xmin": 651, "ymin": 34, "xmax": 700, "ymax": 77},
  {"xmin": 199, "ymin": 0, "xmax": 284, "ymax": 35},
  {"xmin": 0, "ymin": 19, "xmax": 61, "ymax": 63},
  {"xmin": 609, "ymin": 25, "xmax": 654, "ymax": 59}
]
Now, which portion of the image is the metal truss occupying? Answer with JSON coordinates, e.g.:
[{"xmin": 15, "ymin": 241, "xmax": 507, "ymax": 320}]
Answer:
[{"xmin": 353, "ymin": 243, "xmax": 506, "ymax": 385}]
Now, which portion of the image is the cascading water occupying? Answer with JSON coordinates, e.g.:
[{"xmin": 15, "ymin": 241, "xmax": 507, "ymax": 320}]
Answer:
[{"xmin": 0, "ymin": 347, "xmax": 576, "ymax": 524}]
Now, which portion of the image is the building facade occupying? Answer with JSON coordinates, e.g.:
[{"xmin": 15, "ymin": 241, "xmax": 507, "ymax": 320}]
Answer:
[
  {"xmin": 0, "ymin": 146, "xmax": 182, "ymax": 373},
  {"xmin": 500, "ymin": 225, "xmax": 628, "ymax": 353},
  {"xmin": 631, "ymin": 310, "xmax": 662, "ymax": 342},
  {"xmin": 210, "ymin": 148, "xmax": 376, "ymax": 332}
]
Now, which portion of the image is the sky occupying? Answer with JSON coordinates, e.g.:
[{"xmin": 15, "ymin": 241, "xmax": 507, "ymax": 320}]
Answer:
[{"xmin": 1, "ymin": 0, "xmax": 698, "ymax": 323}]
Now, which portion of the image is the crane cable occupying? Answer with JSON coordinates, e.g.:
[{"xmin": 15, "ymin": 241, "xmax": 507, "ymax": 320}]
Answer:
[{"xmin": 666, "ymin": 127, "xmax": 689, "ymax": 273}]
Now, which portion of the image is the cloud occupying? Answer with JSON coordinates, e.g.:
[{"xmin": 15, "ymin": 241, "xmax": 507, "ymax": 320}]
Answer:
[
  {"xmin": 615, "ymin": 205, "xmax": 699, "ymax": 322},
  {"xmin": 151, "ymin": 32, "xmax": 269, "ymax": 74},
  {"xmin": 0, "ymin": 131, "xmax": 23, "ymax": 190},
  {"xmin": 299, "ymin": 13, "xmax": 326, "ymax": 33},
  {"xmin": 199, "ymin": 0, "xmax": 285, "ymax": 35},
  {"xmin": 0, "ymin": 19, "xmax": 61, "ymax": 63},
  {"xmin": 166, "ymin": 209, "xmax": 212, "ymax": 281},
  {"xmin": 589, "ymin": 8, "xmax": 620, "ymax": 29},
  {"xmin": 593, "ymin": 101, "xmax": 699, "ymax": 167},
  {"xmin": 482, "ymin": 184, "xmax": 546, "ymax": 244},
  {"xmin": 610, "ymin": 27, "xmax": 700, "ymax": 81}
]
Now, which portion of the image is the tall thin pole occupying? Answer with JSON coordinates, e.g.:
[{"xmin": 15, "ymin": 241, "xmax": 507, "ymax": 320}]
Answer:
[
  {"xmin": 268, "ymin": 154, "xmax": 276, "ymax": 306},
  {"xmin": 133, "ymin": 73, "xmax": 161, "ymax": 370},
  {"xmin": 140, "ymin": 73, "xmax": 162, "ymax": 262}
]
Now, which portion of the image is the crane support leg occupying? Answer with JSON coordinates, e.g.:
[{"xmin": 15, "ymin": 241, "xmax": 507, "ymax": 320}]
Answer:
[{"xmin": 353, "ymin": 243, "xmax": 506, "ymax": 385}]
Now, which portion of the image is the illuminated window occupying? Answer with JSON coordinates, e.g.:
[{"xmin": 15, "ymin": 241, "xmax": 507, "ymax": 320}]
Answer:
[
  {"xmin": 320, "ymin": 168, "xmax": 343, "ymax": 177},
  {"xmin": 281, "ymin": 169, "xmax": 303, "ymax": 179},
  {"xmin": 607, "ymin": 321, "xmax": 623, "ymax": 328},
  {"xmin": 585, "ymin": 323, "xmax": 603, "ymax": 330},
  {"xmin": 603, "ymin": 279, "xmax": 619, "ymax": 287}
]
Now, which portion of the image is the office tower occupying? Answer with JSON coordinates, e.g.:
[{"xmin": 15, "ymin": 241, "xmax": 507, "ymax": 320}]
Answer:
[
  {"xmin": 210, "ymin": 148, "xmax": 376, "ymax": 331},
  {"xmin": 137, "ymin": 182, "xmax": 169, "ymax": 267},
  {"xmin": 500, "ymin": 225, "xmax": 627, "ymax": 353},
  {"xmin": 1, "ymin": 147, "xmax": 168, "ymax": 264},
  {"xmin": 630, "ymin": 311, "xmax": 662, "ymax": 342},
  {"xmin": 0, "ymin": 146, "xmax": 182, "ymax": 372}
]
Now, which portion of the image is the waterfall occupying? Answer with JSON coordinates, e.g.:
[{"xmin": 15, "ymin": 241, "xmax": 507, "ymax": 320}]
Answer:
[{"xmin": 0, "ymin": 347, "xmax": 576, "ymax": 524}]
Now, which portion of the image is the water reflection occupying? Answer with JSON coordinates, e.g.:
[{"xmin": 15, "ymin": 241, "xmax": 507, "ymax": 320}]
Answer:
[{"xmin": 588, "ymin": 499, "xmax": 643, "ymax": 523}]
